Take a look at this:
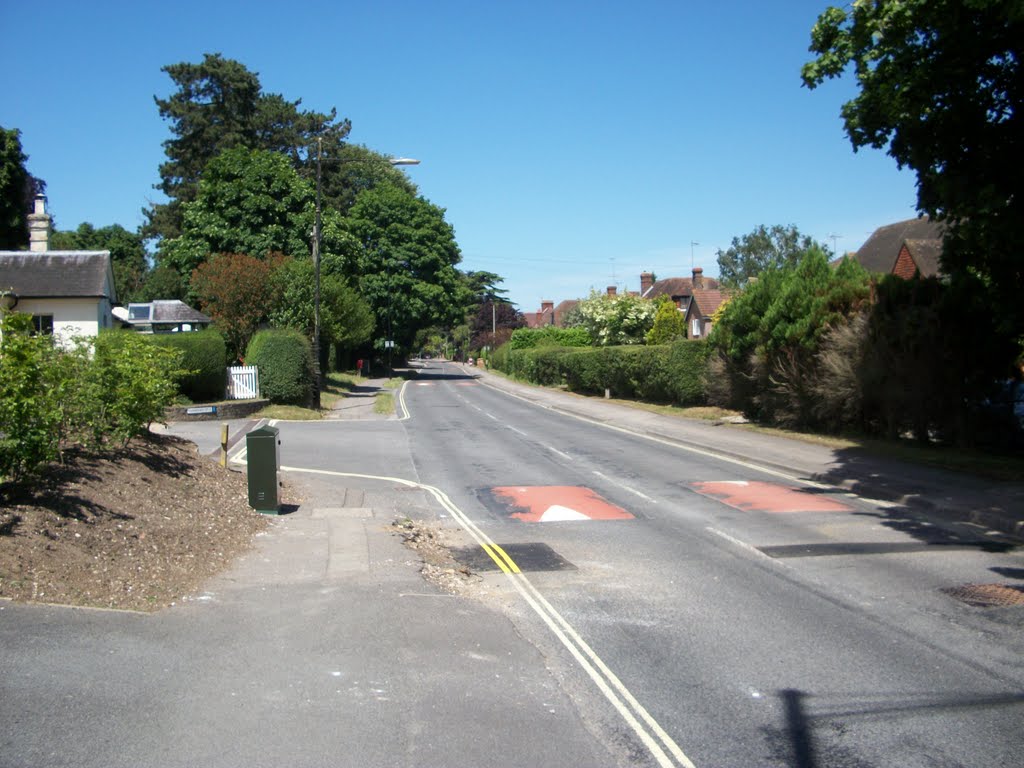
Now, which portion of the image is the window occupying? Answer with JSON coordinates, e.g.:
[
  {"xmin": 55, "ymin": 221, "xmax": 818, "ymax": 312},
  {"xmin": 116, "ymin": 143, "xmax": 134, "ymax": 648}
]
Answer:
[
  {"xmin": 690, "ymin": 317, "xmax": 702, "ymax": 338},
  {"xmin": 32, "ymin": 315, "xmax": 54, "ymax": 335},
  {"xmin": 128, "ymin": 303, "xmax": 152, "ymax": 321}
]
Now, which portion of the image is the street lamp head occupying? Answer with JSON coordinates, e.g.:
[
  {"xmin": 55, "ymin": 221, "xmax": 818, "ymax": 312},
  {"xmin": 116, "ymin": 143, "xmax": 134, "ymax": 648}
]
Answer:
[{"xmin": 389, "ymin": 157, "xmax": 421, "ymax": 166}]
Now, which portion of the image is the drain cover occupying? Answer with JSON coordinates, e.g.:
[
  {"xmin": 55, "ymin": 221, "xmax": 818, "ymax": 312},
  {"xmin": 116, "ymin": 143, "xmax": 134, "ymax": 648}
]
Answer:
[
  {"xmin": 942, "ymin": 583, "xmax": 1024, "ymax": 607},
  {"xmin": 451, "ymin": 543, "xmax": 576, "ymax": 573}
]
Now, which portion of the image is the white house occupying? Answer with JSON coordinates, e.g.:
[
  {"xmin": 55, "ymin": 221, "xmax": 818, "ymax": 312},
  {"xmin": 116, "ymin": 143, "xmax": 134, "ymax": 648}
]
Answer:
[{"xmin": 0, "ymin": 196, "xmax": 117, "ymax": 347}]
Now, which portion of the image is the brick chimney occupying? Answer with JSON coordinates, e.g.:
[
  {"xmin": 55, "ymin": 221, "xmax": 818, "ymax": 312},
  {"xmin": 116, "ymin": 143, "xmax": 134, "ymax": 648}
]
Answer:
[
  {"xmin": 540, "ymin": 300, "xmax": 555, "ymax": 325},
  {"xmin": 606, "ymin": 285, "xmax": 617, "ymax": 297},
  {"xmin": 640, "ymin": 272, "xmax": 654, "ymax": 295},
  {"xmin": 691, "ymin": 267, "xmax": 704, "ymax": 290},
  {"xmin": 28, "ymin": 194, "xmax": 51, "ymax": 252}
]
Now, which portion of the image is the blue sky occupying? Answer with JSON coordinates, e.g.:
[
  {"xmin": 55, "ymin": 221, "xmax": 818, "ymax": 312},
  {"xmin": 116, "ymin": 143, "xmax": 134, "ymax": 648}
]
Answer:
[{"xmin": 1, "ymin": 0, "xmax": 919, "ymax": 310}]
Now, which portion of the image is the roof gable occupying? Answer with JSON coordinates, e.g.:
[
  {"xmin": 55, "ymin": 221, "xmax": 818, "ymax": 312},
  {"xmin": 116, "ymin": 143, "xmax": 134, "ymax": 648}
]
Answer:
[{"xmin": 854, "ymin": 217, "xmax": 944, "ymax": 275}]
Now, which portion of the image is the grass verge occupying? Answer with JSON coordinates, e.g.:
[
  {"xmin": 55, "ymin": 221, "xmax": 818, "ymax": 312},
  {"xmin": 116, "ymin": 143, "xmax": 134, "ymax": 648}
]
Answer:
[{"xmin": 375, "ymin": 392, "xmax": 394, "ymax": 415}]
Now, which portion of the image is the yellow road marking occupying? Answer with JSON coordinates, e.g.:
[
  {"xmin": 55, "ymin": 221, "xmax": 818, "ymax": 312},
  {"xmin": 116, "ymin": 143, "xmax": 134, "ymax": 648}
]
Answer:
[{"xmin": 279, "ymin": 464, "xmax": 695, "ymax": 768}]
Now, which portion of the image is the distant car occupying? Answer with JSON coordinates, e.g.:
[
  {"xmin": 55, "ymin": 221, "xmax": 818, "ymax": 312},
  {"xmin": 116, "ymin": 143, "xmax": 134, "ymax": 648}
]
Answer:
[{"xmin": 467, "ymin": 357, "xmax": 475, "ymax": 366}]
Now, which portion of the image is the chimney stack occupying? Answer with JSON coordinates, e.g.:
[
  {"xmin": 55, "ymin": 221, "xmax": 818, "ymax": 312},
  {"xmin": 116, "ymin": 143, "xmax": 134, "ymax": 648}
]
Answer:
[
  {"xmin": 692, "ymin": 267, "xmax": 704, "ymax": 290},
  {"xmin": 606, "ymin": 285, "xmax": 617, "ymax": 297},
  {"xmin": 28, "ymin": 194, "xmax": 51, "ymax": 253},
  {"xmin": 640, "ymin": 272, "xmax": 654, "ymax": 295}
]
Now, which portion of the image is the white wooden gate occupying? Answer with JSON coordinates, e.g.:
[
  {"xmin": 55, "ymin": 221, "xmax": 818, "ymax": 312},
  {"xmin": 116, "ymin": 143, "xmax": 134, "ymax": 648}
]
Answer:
[{"xmin": 227, "ymin": 365, "xmax": 260, "ymax": 400}]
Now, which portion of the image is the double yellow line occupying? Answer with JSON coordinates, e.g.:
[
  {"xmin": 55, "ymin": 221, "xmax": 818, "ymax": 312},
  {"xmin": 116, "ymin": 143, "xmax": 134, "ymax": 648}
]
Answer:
[{"xmin": 280, "ymin": 465, "xmax": 696, "ymax": 768}]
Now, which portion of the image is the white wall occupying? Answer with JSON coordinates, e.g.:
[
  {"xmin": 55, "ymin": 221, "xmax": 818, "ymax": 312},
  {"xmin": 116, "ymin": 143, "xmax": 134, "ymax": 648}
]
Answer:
[{"xmin": 14, "ymin": 297, "xmax": 112, "ymax": 348}]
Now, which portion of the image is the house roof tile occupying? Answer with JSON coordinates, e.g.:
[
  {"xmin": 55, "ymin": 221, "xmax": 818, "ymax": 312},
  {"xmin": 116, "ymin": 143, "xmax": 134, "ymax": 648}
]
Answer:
[
  {"xmin": 855, "ymin": 217, "xmax": 945, "ymax": 275},
  {"xmin": 0, "ymin": 251, "xmax": 114, "ymax": 299}
]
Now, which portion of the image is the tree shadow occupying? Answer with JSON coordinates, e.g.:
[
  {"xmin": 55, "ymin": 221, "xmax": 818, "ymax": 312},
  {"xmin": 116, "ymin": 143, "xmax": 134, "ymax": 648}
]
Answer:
[
  {"xmin": 0, "ymin": 459, "xmax": 122, "ymax": 523},
  {"xmin": 412, "ymin": 369, "xmax": 480, "ymax": 382},
  {"xmin": 990, "ymin": 566, "xmax": 1024, "ymax": 580},
  {"xmin": 763, "ymin": 687, "xmax": 1024, "ymax": 767}
]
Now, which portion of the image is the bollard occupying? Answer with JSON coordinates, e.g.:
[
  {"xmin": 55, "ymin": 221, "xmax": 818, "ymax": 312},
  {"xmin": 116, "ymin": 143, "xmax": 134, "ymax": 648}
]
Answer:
[{"xmin": 219, "ymin": 423, "xmax": 229, "ymax": 468}]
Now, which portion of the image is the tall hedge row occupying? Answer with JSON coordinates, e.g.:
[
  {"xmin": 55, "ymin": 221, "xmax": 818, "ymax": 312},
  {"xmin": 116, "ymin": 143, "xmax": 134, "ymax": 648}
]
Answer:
[
  {"xmin": 495, "ymin": 339, "xmax": 709, "ymax": 406},
  {"xmin": 148, "ymin": 330, "xmax": 227, "ymax": 402},
  {"xmin": 245, "ymin": 328, "xmax": 314, "ymax": 405}
]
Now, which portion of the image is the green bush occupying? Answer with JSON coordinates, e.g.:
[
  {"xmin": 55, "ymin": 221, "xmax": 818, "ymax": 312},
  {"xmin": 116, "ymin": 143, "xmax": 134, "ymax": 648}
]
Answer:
[
  {"xmin": 0, "ymin": 320, "xmax": 185, "ymax": 482},
  {"xmin": 88, "ymin": 331, "xmax": 185, "ymax": 446},
  {"xmin": 149, "ymin": 330, "xmax": 227, "ymax": 402},
  {"xmin": 0, "ymin": 313, "xmax": 67, "ymax": 480},
  {"xmin": 246, "ymin": 328, "xmax": 314, "ymax": 405},
  {"xmin": 492, "ymin": 338, "xmax": 710, "ymax": 407},
  {"xmin": 508, "ymin": 326, "xmax": 592, "ymax": 350}
]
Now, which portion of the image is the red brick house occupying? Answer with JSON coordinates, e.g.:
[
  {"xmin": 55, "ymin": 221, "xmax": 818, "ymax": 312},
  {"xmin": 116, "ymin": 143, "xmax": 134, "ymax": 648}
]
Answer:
[
  {"xmin": 853, "ymin": 216, "xmax": 945, "ymax": 278},
  {"xmin": 641, "ymin": 267, "xmax": 728, "ymax": 338}
]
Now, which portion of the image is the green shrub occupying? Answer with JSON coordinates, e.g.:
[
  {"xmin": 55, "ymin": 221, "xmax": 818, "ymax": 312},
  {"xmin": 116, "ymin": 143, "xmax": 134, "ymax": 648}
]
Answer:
[
  {"xmin": 508, "ymin": 326, "xmax": 592, "ymax": 350},
  {"xmin": 246, "ymin": 328, "xmax": 314, "ymax": 405},
  {"xmin": 493, "ymin": 337, "xmax": 710, "ymax": 407},
  {"xmin": 0, "ymin": 313, "xmax": 66, "ymax": 480},
  {"xmin": 149, "ymin": 330, "xmax": 227, "ymax": 402},
  {"xmin": 88, "ymin": 331, "xmax": 185, "ymax": 446}
]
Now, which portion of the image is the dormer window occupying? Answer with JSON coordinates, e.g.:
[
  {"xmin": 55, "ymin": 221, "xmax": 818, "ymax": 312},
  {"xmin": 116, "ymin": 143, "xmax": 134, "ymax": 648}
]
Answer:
[{"xmin": 128, "ymin": 303, "xmax": 152, "ymax": 321}]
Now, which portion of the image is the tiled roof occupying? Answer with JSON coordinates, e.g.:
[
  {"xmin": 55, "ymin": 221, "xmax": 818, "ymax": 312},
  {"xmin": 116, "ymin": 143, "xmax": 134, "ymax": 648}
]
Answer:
[
  {"xmin": 689, "ymin": 289, "xmax": 728, "ymax": 318},
  {"xmin": 902, "ymin": 239, "xmax": 943, "ymax": 278},
  {"xmin": 855, "ymin": 217, "xmax": 945, "ymax": 275},
  {"xmin": 0, "ymin": 251, "xmax": 114, "ymax": 299},
  {"xmin": 150, "ymin": 300, "xmax": 211, "ymax": 324},
  {"xmin": 642, "ymin": 275, "xmax": 720, "ymax": 300}
]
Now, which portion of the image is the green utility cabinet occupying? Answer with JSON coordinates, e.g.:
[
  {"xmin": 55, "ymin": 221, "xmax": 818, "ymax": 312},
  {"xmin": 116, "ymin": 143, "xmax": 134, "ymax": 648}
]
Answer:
[{"xmin": 246, "ymin": 425, "xmax": 281, "ymax": 513}]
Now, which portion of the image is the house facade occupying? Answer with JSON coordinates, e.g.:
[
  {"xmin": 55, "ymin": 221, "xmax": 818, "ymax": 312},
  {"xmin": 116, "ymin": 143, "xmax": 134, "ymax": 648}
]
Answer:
[
  {"xmin": 642, "ymin": 267, "xmax": 727, "ymax": 338},
  {"xmin": 0, "ymin": 197, "xmax": 116, "ymax": 347}
]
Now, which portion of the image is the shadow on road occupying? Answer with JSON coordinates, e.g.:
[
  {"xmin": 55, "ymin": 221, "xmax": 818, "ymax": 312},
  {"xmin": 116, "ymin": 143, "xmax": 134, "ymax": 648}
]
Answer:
[{"xmin": 764, "ymin": 687, "xmax": 1024, "ymax": 767}]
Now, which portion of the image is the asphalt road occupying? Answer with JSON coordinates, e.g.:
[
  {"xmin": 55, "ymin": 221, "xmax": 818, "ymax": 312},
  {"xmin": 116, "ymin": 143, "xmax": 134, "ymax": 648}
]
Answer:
[
  {"xmin": 3, "ymin": 361, "xmax": 1022, "ymax": 767},
  {"xmin": 392, "ymin": 361, "xmax": 1024, "ymax": 767}
]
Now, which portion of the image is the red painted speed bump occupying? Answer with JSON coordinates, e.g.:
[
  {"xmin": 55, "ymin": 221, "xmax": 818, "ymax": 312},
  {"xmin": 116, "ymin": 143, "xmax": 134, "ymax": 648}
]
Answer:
[
  {"xmin": 691, "ymin": 481, "xmax": 852, "ymax": 513},
  {"xmin": 491, "ymin": 486, "xmax": 635, "ymax": 523}
]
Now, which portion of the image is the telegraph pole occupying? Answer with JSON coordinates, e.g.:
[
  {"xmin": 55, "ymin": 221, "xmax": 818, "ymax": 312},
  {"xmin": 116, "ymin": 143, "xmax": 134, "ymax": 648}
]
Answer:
[{"xmin": 311, "ymin": 136, "xmax": 323, "ymax": 409}]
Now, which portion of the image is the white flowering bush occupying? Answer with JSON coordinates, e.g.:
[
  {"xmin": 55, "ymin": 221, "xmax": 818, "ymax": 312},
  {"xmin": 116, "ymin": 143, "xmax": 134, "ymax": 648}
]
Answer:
[{"xmin": 574, "ymin": 290, "xmax": 658, "ymax": 346}]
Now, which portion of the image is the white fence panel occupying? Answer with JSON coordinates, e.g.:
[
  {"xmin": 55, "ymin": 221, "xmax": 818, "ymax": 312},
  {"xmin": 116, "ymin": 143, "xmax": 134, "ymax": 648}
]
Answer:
[{"xmin": 227, "ymin": 365, "xmax": 260, "ymax": 400}]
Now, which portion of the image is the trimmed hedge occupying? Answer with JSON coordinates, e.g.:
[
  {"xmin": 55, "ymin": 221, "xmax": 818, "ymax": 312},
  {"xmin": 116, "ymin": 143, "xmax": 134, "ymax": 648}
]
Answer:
[
  {"xmin": 495, "ymin": 339, "xmax": 710, "ymax": 406},
  {"xmin": 149, "ymin": 330, "xmax": 227, "ymax": 402},
  {"xmin": 508, "ymin": 326, "xmax": 592, "ymax": 349},
  {"xmin": 245, "ymin": 328, "xmax": 315, "ymax": 405}
]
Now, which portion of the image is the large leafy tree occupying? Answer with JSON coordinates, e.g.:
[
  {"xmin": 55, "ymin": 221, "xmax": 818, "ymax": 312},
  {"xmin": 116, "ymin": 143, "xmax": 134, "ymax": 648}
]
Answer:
[
  {"xmin": 190, "ymin": 252, "xmax": 287, "ymax": 359},
  {"xmin": 159, "ymin": 147, "xmax": 355, "ymax": 285},
  {"xmin": 469, "ymin": 300, "xmax": 525, "ymax": 349},
  {"xmin": 346, "ymin": 183, "xmax": 465, "ymax": 354},
  {"xmin": 716, "ymin": 224, "xmax": 825, "ymax": 288},
  {"xmin": 269, "ymin": 254, "xmax": 375, "ymax": 355},
  {"xmin": 50, "ymin": 223, "xmax": 148, "ymax": 303},
  {"xmin": 147, "ymin": 53, "xmax": 349, "ymax": 241},
  {"xmin": 0, "ymin": 127, "xmax": 45, "ymax": 250},
  {"xmin": 802, "ymin": 0, "xmax": 1024, "ymax": 340},
  {"xmin": 315, "ymin": 142, "xmax": 419, "ymax": 216}
]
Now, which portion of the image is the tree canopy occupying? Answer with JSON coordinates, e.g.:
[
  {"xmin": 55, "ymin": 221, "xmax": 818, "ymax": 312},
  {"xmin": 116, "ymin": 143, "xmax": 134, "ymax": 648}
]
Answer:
[
  {"xmin": 159, "ymin": 147, "xmax": 356, "ymax": 285},
  {"xmin": 190, "ymin": 251, "xmax": 287, "ymax": 359},
  {"xmin": 716, "ymin": 224, "xmax": 825, "ymax": 288},
  {"xmin": 147, "ymin": 53, "xmax": 350, "ymax": 241},
  {"xmin": 269, "ymin": 254, "xmax": 375, "ymax": 352},
  {"xmin": 1, "ymin": 127, "xmax": 32, "ymax": 250},
  {"xmin": 346, "ymin": 183, "xmax": 465, "ymax": 354},
  {"xmin": 50, "ymin": 223, "xmax": 148, "ymax": 303},
  {"xmin": 802, "ymin": 0, "xmax": 1024, "ymax": 340}
]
